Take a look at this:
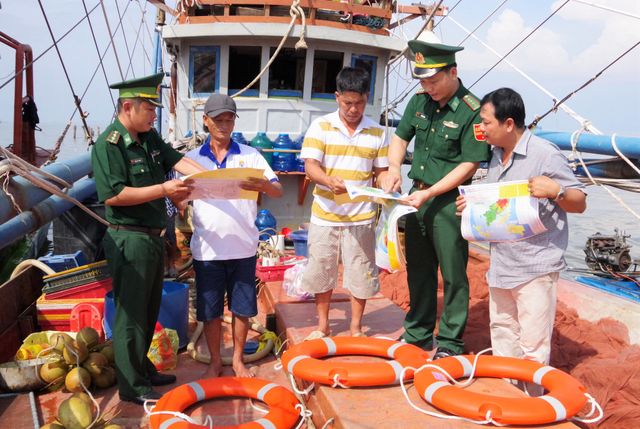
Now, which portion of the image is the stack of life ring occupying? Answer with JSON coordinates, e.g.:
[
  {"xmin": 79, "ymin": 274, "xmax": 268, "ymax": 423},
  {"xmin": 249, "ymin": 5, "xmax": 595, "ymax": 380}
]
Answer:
[
  {"xmin": 150, "ymin": 377, "xmax": 300, "ymax": 429},
  {"xmin": 414, "ymin": 355, "xmax": 589, "ymax": 425},
  {"xmin": 281, "ymin": 336, "xmax": 430, "ymax": 387}
]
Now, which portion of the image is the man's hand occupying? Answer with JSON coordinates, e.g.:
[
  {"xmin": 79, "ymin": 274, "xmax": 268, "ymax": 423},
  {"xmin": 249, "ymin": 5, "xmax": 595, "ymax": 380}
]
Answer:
[
  {"xmin": 380, "ymin": 169, "xmax": 402, "ymax": 193},
  {"xmin": 400, "ymin": 189, "xmax": 432, "ymax": 208},
  {"xmin": 326, "ymin": 176, "xmax": 347, "ymax": 194},
  {"xmin": 163, "ymin": 178, "xmax": 193, "ymax": 201},
  {"xmin": 528, "ymin": 176, "xmax": 560, "ymax": 199},
  {"xmin": 455, "ymin": 195, "xmax": 467, "ymax": 216},
  {"xmin": 240, "ymin": 177, "xmax": 270, "ymax": 193}
]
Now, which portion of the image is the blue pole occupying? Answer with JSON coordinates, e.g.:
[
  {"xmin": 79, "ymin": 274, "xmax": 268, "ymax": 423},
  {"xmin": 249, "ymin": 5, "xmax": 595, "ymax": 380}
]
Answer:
[
  {"xmin": 0, "ymin": 178, "xmax": 97, "ymax": 250},
  {"xmin": 534, "ymin": 130, "xmax": 640, "ymax": 159},
  {"xmin": 154, "ymin": 29, "xmax": 163, "ymax": 133},
  {"xmin": 0, "ymin": 153, "xmax": 92, "ymax": 224}
]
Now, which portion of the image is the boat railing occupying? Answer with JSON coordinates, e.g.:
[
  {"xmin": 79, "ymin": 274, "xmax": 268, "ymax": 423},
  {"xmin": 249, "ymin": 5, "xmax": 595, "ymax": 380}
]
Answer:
[{"xmin": 177, "ymin": 0, "xmax": 395, "ymax": 34}]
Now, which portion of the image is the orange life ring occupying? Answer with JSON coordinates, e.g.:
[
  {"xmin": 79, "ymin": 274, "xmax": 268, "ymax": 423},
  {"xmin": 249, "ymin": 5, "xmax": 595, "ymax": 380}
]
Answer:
[
  {"xmin": 414, "ymin": 355, "xmax": 588, "ymax": 425},
  {"xmin": 149, "ymin": 377, "xmax": 300, "ymax": 429},
  {"xmin": 281, "ymin": 336, "xmax": 430, "ymax": 387}
]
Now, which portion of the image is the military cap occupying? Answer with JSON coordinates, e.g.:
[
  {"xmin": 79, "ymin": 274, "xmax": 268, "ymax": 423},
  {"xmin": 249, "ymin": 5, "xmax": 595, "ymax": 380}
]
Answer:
[
  {"xmin": 109, "ymin": 72, "xmax": 164, "ymax": 107},
  {"xmin": 408, "ymin": 37, "xmax": 463, "ymax": 79}
]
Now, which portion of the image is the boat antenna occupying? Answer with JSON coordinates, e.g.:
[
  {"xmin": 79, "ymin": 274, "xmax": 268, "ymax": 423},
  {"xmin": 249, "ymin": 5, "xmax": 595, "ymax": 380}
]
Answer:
[
  {"xmin": 529, "ymin": 40, "xmax": 640, "ymax": 129},
  {"xmin": 37, "ymin": 0, "xmax": 94, "ymax": 145},
  {"xmin": 468, "ymin": 0, "xmax": 571, "ymax": 89}
]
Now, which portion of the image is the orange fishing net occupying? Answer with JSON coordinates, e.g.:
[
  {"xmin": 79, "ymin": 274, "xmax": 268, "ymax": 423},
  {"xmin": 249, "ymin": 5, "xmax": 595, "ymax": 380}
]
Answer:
[{"xmin": 379, "ymin": 251, "xmax": 640, "ymax": 429}]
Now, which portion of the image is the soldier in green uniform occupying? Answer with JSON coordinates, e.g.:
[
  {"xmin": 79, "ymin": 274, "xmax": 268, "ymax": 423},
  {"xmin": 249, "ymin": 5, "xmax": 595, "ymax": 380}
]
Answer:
[
  {"xmin": 91, "ymin": 73, "xmax": 204, "ymax": 404},
  {"xmin": 380, "ymin": 38, "xmax": 490, "ymax": 358}
]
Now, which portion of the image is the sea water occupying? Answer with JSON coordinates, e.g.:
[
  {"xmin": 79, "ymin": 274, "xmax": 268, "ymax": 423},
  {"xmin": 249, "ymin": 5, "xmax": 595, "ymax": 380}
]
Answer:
[{"xmin": 2, "ymin": 121, "xmax": 639, "ymax": 276}]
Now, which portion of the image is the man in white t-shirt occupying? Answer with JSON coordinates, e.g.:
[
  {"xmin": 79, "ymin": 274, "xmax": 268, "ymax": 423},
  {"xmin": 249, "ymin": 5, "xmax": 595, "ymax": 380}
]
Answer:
[
  {"xmin": 300, "ymin": 67, "xmax": 389, "ymax": 339},
  {"xmin": 186, "ymin": 94, "xmax": 283, "ymax": 378}
]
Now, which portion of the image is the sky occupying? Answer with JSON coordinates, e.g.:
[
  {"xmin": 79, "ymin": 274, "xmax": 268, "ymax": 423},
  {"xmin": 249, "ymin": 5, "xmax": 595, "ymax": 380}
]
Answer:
[{"xmin": 0, "ymin": 0, "xmax": 639, "ymax": 139}]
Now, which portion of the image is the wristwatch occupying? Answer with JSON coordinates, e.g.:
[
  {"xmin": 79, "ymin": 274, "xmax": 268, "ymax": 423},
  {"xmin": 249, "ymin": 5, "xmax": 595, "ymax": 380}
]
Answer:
[{"xmin": 554, "ymin": 185, "xmax": 566, "ymax": 202}]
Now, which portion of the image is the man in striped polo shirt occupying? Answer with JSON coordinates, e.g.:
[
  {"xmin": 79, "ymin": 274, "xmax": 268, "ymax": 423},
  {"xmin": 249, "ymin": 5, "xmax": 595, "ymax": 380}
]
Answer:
[{"xmin": 300, "ymin": 67, "xmax": 389, "ymax": 339}]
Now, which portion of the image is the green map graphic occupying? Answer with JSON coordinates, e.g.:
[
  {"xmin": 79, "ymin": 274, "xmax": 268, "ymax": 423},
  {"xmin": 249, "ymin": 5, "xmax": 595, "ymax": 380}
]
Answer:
[{"xmin": 483, "ymin": 198, "xmax": 509, "ymax": 225}]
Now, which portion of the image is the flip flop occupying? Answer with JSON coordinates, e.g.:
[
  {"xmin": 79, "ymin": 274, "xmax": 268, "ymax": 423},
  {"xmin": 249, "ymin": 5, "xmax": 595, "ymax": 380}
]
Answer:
[
  {"xmin": 351, "ymin": 332, "xmax": 366, "ymax": 338},
  {"xmin": 304, "ymin": 330, "xmax": 329, "ymax": 341}
]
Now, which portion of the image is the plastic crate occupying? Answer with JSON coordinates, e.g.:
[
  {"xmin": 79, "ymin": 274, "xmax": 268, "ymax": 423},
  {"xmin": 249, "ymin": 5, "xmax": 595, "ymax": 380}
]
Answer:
[
  {"xmin": 38, "ymin": 250, "xmax": 87, "ymax": 272},
  {"xmin": 45, "ymin": 277, "xmax": 112, "ymax": 300},
  {"xmin": 42, "ymin": 260, "xmax": 110, "ymax": 294},
  {"xmin": 36, "ymin": 295, "xmax": 104, "ymax": 332},
  {"xmin": 256, "ymin": 256, "xmax": 305, "ymax": 282}
]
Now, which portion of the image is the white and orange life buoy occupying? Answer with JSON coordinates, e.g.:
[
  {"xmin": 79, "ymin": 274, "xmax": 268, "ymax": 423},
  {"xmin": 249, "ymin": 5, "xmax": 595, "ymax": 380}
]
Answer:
[
  {"xmin": 414, "ymin": 355, "xmax": 588, "ymax": 425},
  {"xmin": 281, "ymin": 336, "xmax": 430, "ymax": 387},
  {"xmin": 149, "ymin": 377, "xmax": 300, "ymax": 429}
]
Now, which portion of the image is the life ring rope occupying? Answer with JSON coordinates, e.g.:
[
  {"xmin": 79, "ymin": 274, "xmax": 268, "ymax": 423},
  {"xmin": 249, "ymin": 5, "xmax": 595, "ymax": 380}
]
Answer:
[{"xmin": 403, "ymin": 348, "xmax": 603, "ymax": 426}]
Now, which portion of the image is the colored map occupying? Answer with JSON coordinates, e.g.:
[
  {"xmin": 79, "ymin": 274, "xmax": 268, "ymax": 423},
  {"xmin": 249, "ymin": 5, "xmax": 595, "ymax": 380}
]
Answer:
[{"xmin": 460, "ymin": 180, "xmax": 546, "ymax": 242}]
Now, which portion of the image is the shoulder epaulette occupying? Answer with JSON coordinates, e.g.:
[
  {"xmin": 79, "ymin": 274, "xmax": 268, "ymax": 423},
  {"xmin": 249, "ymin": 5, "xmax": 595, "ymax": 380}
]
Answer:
[
  {"xmin": 106, "ymin": 130, "xmax": 120, "ymax": 145},
  {"xmin": 462, "ymin": 94, "xmax": 480, "ymax": 111}
]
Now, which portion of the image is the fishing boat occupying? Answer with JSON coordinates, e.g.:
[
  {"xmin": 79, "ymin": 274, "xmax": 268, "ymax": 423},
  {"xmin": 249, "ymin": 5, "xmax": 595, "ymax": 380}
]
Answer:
[{"xmin": 0, "ymin": 1, "xmax": 639, "ymax": 428}]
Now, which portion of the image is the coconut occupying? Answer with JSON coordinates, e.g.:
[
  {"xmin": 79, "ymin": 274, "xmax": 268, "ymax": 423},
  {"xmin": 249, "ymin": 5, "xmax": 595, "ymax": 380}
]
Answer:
[
  {"xmin": 57, "ymin": 396, "xmax": 95, "ymax": 429},
  {"xmin": 92, "ymin": 366, "xmax": 116, "ymax": 389},
  {"xmin": 39, "ymin": 423, "xmax": 65, "ymax": 429},
  {"xmin": 100, "ymin": 345, "xmax": 115, "ymax": 365},
  {"xmin": 63, "ymin": 340, "xmax": 89, "ymax": 365},
  {"xmin": 65, "ymin": 366, "xmax": 92, "ymax": 392},
  {"xmin": 76, "ymin": 327, "xmax": 100, "ymax": 350},
  {"xmin": 82, "ymin": 352, "xmax": 109, "ymax": 377},
  {"xmin": 49, "ymin": 332, "xmax": 73, "ymax": 352},
  {"xmin": 39, "ymin": 360, "xmax": 69, "ymax": 384}
]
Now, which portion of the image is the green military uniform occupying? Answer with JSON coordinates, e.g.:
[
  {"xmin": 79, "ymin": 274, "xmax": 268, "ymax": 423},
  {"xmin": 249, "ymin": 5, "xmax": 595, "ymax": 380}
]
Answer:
[
  {"xmin": 395, "ymin": 41, "xmax": 490, "ymax": 353},
  {"xmin": 91, "ymin": 73, "xmax": 182, "ymax": 399}
]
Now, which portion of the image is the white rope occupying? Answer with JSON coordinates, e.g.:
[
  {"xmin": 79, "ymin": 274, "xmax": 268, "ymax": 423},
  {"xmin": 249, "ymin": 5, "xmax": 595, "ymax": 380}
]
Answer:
[
  {"xmin": 293, "ymin": 403, "xmax": 313, "ymax": 429},
  {"xmin": 572, "ymin": 393, "xmax": 604, "ymax": 424},
  {"xmin": 0, "ymin": 146, "xmax": 109, "ymax": 226},
  {"xmin": 319, "ymin": 417, "xmax": 335, "ymax": 429},
  {"xmin": 569, "ymin": 129, "xmax": 640, "ymax": 220},
  {"xmin": 231, "ymin": 0, "xmax": 307, "ymax": 98},
  {"xmin": 610, "ymin": 133, "xmax": 640, "ymax": 176},
  {"xmin": 287, "ymin": 372, "xmax": 315, "ymax": 396},
  {"xmin": 330, "ymin": 373, "xmax": 349, "ymax": 389},
  {"xmin": 570, "ymin": 0, "xmax": 640, "ymax": 20}
]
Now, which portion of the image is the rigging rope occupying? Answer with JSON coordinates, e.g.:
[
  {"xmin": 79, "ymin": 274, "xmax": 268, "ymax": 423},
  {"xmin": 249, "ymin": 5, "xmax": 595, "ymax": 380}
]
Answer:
[
  {"xmin": 114, "ymin": 0, "xmax": 135, "ymax": 78},
  {"xmin": 231, "ymin": 0, "xmax": 307, "ymax": 98},
  {"xmin": 447, "ymin": 15, "xmax": 602, "ymax": 135},
  {"xmin": 469, "ymin": 0, "xmax": 571, "ymax": 89},
  {"xmin": 100, "ymin": 0, "xmax": 125, "ymax": 80},
  {"xmin": 37, "ymin": 0, "xmax": 94, "ymax": 145},
  {"xmin": 457, "ymin": 0, "xmax": 509, "ymax": 46},
  {"xmin": 571, "ymin": 0, "xmax": 640, "ymax": 20},
  {"xmin": 529, "ymin": 40, "xmax": 640, "ymax": 129},
  {"xmin": 81, "ymin": 0, "xmax": 116, "ymax": 112},
  {"xmin": 0, "ymin": 1, "xmax": 102, "ymax": 92},
  {"xmin": 123, "ymin": 10, "xmax": 148, "ymax": 79}
]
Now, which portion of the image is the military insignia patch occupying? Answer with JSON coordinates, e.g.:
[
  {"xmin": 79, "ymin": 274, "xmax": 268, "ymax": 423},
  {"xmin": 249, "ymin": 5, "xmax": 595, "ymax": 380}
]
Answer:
[
  {"xmin": 462, "ymin": 94, "xmax": 480, "ymax": 111},
  {"xmin": 106, "ymin": 130, "xmax": 120, "ymax": 144},
  {"xmin": 415, "ymin": 52, "xmax": 425, "ymax": 65},
  {"xmin": 473, "ymin": 124, "xmax": 486, "ymax": 141}
]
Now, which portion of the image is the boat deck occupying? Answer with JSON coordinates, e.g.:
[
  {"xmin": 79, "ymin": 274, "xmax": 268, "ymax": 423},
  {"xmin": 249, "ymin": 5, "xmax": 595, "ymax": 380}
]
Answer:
[{"xmin": 20, "ymin": 279, "xmax": 580, "ymax": 428}]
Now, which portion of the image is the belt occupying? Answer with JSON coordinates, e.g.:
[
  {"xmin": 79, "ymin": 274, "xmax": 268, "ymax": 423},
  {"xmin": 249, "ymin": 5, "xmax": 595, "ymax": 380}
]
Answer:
[
  {"xmin": 413, "ymin": 180, "xmax": 432, "ymax": 190},
  {"xmin": 110, "ymin": 224, "xmax": 166, "ymax": 237}
]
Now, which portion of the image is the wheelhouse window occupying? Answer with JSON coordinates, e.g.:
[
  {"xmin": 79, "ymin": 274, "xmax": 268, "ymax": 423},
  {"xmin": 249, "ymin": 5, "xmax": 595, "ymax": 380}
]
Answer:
[
  {"xmin": 229, "ymin": 46, "xmax": 261, "ymax": 97},
  {"xmin": 351, "ymin": 54, "xmax": 377, "ymax": 104},
  {"xmin": 189, "ymin": 46, "xmax": 219, "ymax": 97},
  {"xmin": 268, "ymin": 47, "xmax": 305, "ymax": 98},
  {"xmin": 311, "ymin": 50, "xmax": 343, "ymax": 100}
]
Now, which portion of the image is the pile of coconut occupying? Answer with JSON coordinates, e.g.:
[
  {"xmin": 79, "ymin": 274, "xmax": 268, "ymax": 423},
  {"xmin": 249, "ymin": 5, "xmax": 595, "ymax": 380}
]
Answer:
[{"xmin": 31, "ymin": 328, "xmax": 121, "ymax": 429}]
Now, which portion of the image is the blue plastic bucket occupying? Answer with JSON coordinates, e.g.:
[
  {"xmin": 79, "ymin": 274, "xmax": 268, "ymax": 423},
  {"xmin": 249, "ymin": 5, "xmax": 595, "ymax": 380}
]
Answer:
[
  {"xmin": 104, "ymin": 280, "xmax": 189, "ymax": 348},
  {"xmin": 289, "ymin": 230, "xmax": 308, "ymax": 257}
]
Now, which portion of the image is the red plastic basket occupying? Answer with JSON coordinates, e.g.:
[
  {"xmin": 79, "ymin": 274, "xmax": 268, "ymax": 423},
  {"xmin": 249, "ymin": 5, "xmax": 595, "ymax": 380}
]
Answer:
[
  {"xmin": 45, "ymin": 277, "xmax": 112, "ymax": 300},
  {"xmin": 256, "ymin": 256, "xmax": 305, "ymax": 282}
]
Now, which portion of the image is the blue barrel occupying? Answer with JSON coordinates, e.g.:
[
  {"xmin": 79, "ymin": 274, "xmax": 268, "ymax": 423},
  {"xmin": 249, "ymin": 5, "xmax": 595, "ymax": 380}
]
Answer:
[
  {"xmin": 250, "ymin": 132, "xmax": 273, "ymax": 165},
  {"xmin": 231, "ymin": 131, "xmax": 248, "ymax": 146},
  {"xmin": 255, "ymin": 209, "xmax": 277, "ymax": 241},
  {"xmin": 272, "ymin": 133, "xmax": 296, "ymax": 171},
  {"xmin": 289, "ymin": 229, "xmax": 308, "ymax": 257},
  {"xmin": 104, "ymin": 281, "xmax": 189, "ymax": 348},
  {"xmin": 293, "ymin": 133, "xmax": 305, "ymax": 150}
]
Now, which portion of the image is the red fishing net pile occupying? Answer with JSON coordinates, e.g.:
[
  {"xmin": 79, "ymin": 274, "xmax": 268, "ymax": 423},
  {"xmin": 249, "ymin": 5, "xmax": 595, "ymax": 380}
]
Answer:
[{"xmin": 379, "ymin": 252, "xmax": 640, "ymax": 428}]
